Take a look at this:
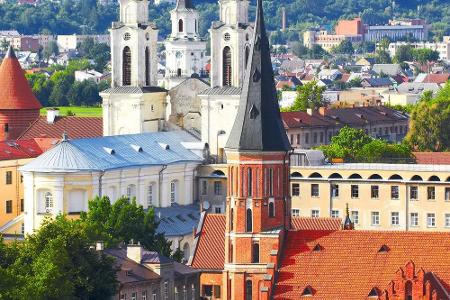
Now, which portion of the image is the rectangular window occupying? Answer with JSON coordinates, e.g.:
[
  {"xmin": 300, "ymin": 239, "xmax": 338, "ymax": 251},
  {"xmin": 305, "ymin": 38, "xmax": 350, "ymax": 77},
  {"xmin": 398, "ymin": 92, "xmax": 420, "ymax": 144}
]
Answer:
[
  {"xmin": 391, "ymin": 212, "xmax": 399, "ymax": 226},
  {"xmin": 142, "ymin": 291, "xmax": 147, "ymax": 300},
  {"xmin": 311, "ymin": 210, "xmax": 320, "ymax": 218},
  {"xmin": 6, "ymin": 171, "xmax": 12, "ymax": 185},
  {"xmin": 427, "ymin": 186, "xmax": 436, "ymax": 200},
  {"xmin": 331, "ymin": 210, "xmax": 339, "ymax": 218},
  {"xmin": 410, "ymin": 186, "xmax": 418, "ymax": 200},
  {"xmin": 203, "ymin": 285, "xmax": 213, "ymax": 297},
  {"xmin": 131, "ymin": 292, "xmax": 137, "ymax": 300},
  {"xmin": 5, "ymin": 200, "xmax": 12, "ymax": 214},
  {"xmin": 214, "ymin": 206, "xmax": 222, "ymax": 214},
  {"xmin": 120, "ymin": 294, "xmax": 126, "ymax": 300},
  {"xmin": 351, "ymin": 185, "xmax": 359, "ymax": 198},
  {"xmin": 297, "ymin": 134, "xmax": 301, "ymax": 145},
  {"xmin": 170, "ymin": 182, "xmax": 176, "ymax": 203},
  {"xmin": 410, "ymin": 213, "xmax": 419, "ymax": 227},
  {"xmin": 319, "ymin": 132, "xmax": 324, "ymax": 143},
  {"xmin": 292, "ymin": 183, "xmax": 300, "ymax": 196},
  {"xmin": 214, "ymin": 285, "xmax": 221, "ymax": 298},
  {"xmin": 371, "ymin": 212, "xmax": 380, "ymax": 226},
  {"xmin": 292, "ymin": 209, "xmax": 300, "ymax": 217},
  {"xmin": 331, "ymin": 184, "xmax": 339, "ymax": 198},
  {"xmin": 305, "ymin": 133, "xmax": 309, "ymax": 144},
  {"xmin": 201, "ymin": 180, "xmax": 207, "ymax": 195},
  {"xmin": 20, "ymin": 199, "xmax": 24, "ymax": 212},
  {"xmin": 445, "ymin": 214, "xmax": 450, "ymax": 228},
  {"xmin": 371, "ymin": 185, "xmax": 379, "ymax": 199},
  {"xmin": 290, "ymin": 134, "xmax": 294, "ymax": 144},
  {"xmin": 391, "ymin": 186, "xmax": 399, "ymax": 200},
  {"xmin": 147, "ymin": 185, "xmax": 153, "ymax": 207},
  {"xmin": 214, "ymin": 181, "xmax": 222, "ymax": 195},
  {"xmin": 311, "ymin": 184, "xmax": 319, "ymax": 197},
  {"xmin": 445, "ymin": 188, "xmax": 450, "ymax": 201},
  {"xmin": 269, "ymin": 168, "xmax": 274, "ymax": 196},
  {"xmin": 164, "ymin": 281, "xmax": 169, "ymax": 299},
  {"xmin": 427, "ymin": 213, "xmax": 436, "ymax": 227},
  {"xmin": 313, "ymin": 132, "xmax": 318, "ymax": 143},
  {"xmin": 351, "ymin": 211, "xmax": 359, "ymax": 224}
]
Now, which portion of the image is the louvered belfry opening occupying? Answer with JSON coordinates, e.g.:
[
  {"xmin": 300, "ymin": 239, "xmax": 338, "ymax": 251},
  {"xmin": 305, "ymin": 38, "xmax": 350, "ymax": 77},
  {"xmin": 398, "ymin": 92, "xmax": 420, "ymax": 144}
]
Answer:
[
  {"xmin": 122, "ymin": 46, "xmax": 132, "ymax": 86},
  {"xmin": 223, "ymin": 46, "xmax": 232, "ymax": 86}
]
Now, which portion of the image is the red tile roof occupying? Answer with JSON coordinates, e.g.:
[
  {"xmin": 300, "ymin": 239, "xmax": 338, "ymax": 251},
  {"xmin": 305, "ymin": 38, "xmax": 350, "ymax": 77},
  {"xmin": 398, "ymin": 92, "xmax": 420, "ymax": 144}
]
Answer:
[
  {"xmin": 291, "ymin": 217, "xmax": 342, "ymax": 231},
  {"xmin": 18, "ymin": 116, "xmax": 103, "ymax": 140},
  {"xmin": 0, "ymin": 47, "xmax": 41, "ymax": 110},
  {"xmin": 274, "ymin": 230, "xmax": 450, "ymax": 299},
  {"xmin": 0, "ymin": 139, "xmax": 43, "ymax": 161},
  {"xmin": 422, "ymin": 74, "xmax": 450, "ymax": 84},
  {"xmin": 414, "ymin": 152, "xmax": 450, "ymax": 165},
  {"xmin": 282, "ymin": 111, "xmax": 336, "ymax": 129},
  {"xmin": 191, "ymin": 213, "xmax": 226, "ymax": 270}
]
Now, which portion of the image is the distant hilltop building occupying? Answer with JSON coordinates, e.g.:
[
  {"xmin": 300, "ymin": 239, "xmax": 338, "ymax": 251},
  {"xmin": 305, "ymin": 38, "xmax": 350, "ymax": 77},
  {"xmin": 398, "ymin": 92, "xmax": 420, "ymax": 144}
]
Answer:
[{"xmin": 304, "ymin": 17, "xmax": 429, "ymax": 50}]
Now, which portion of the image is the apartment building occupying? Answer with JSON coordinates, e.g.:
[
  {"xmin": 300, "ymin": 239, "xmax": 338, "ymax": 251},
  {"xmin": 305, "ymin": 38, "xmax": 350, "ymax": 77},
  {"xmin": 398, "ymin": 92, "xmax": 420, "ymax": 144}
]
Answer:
[
  {"xmin": 289, "ymin": 151, "xmax": 450, "ymax": 232},
  {"xmin": 303, "ymin": 30, "xmax": 363, "ymax": 52},
  {"xmin": 388, "ymin": 39, "xmax": 450, "ymax": 61}
]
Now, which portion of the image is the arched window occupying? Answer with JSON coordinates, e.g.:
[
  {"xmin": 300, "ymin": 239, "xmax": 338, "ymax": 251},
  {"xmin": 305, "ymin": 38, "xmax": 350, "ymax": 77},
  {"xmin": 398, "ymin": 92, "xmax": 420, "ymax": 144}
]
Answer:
[
  {"xmin": 369, "ymin": 174, "xmax": 383, "ymax": 180},
  {"xmin": 178, "ymin": 19, "xmax": 184, "ymax": 33},
  {"xmin": 389, "ymin": 174, "xmax": 403, "ymax": 180},
  {"xmin": 246, "ymin": 208, "xmax": 252, "ymax": 232},
  {"xmin": 245, "ymin": 280, "xmax": 253, "ymax": 300},
  {"xmin": 122, "ymin": 46, "xmax": 131, "ymax": 86},
  {"xmin": 126, "ymin": 184, "xmax": 136, "ymax": 200},
  {"xmin": 145, "ymin": 47, "xmax": 150, "ymax": 86},
  {"xmin": 170, "ymin": 181, "xmax": 178, "ymax": 203},
  {"xmin": 309, "ymin": 172, "xmax": 323, "ymax": 178},
  {"xmin": 245, "ymin": 46, "xmax": 250, "ymax": 68},
  {"xmin": 44, "ymin": 192, "xmax": 53, "ymax": 213},
  {"xmin": 252, "ymin": 243, "xmax": 260, "ymax": 263},
  {"xmin": 329, "ymin": 173, "xmax": 343, "ymax": 179},
  {"xmin": 291, "ymin": 172, "xmax": 303, "ymax": 178},
  {"xmin": 428, "ymin": 175, "xmax": 441, "ymax": 182},
  {"xmin": 411, "ymin": 175, "xmax": 423, "ymax": 181},
  {"xmin": 268, "ymin": 202, "xmax": 275, "ymax": 218},
  {"xmin": 349, "ymin": 173, "xmax": 362, "ymax": 179},
  {"xmin": 247, "ymin": 168, "xmax": 253, "ymax": 197},
  {"xmin": 183, "ymin": 242, "xmax": 190, "ymax": 261},
  {"xmin": 223, "ymin": 46, "xmax": 232, "ymax": 86}
]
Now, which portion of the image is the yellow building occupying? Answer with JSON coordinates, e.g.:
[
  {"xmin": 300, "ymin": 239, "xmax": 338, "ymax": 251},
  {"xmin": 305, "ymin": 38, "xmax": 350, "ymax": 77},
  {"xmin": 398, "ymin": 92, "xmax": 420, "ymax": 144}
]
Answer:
[
  {"xmin": 197, "ymin": 164, "xmax": 227, "ymax": 214},
  {"xmin": 0, "ymin": 140, "xmax": 43, "ymax": 236},
  {"xmin": 289, "ymin": 151, "xmax": 450, "ymax": 231}
]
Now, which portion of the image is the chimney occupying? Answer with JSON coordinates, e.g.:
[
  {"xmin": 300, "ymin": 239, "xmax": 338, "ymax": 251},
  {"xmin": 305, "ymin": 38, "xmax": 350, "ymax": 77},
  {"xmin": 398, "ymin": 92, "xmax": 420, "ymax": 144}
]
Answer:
[
  {"xmin": 306, "ymin": 108, "xmax": 313, "ymax": 116},
  {"xmin": 281, "ymin": 7, "xmax": 287, "ymax": 31},
  {"xmin": 127, "ymin": 241, "xmax": 143, "ymax": 264},
  {"xmin": 46, "ymin": 108, "xmax": 59, "ymax": 124},
  {"xmin": 318, "ymin": 107, "xmax": 327, "ymax": 116}
]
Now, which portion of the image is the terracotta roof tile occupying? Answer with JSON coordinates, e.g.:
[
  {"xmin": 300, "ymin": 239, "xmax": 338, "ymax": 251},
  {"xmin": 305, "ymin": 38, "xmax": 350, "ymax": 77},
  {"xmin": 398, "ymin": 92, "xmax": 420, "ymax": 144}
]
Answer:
[
  {"xmin": 191, "ymin": 214, "xmax": 226, "ymax": 270},
  {"xmin": 0, "ymin": 47, "xmax": 41, "ymax": 110},
  {"xmin": 291, "ymin": 217, "xmax": 342, "ymax": 231},
  {"xmin": 274, "ymin": 230, "xmax": 450, "ymax": 299},
  {"xmin": 0, "ymin": 139, "xmax": 42, "ymax": 161},
  {"xmin": 423, "ymin": 74, "xmax": 450, "ymax": 84},
  {"xmin": 18, "ymin": 116, "xmax": 103, "ymax": 140},
  {"xmin": 414, "ymin": 152, "xmax": 450, "ymax": 165}
]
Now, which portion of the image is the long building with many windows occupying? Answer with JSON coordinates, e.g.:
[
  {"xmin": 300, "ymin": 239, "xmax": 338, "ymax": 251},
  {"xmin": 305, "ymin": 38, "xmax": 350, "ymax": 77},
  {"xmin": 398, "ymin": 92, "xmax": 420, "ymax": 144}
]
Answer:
[{"xmin": 290, "ymin": 151, "xmax": 450, "ymax": 231}]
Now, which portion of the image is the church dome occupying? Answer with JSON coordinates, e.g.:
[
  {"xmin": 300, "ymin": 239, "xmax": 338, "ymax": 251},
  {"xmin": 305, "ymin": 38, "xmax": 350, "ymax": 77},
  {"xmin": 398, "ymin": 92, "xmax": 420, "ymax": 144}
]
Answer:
[{"xmin": 0, "ymin": 46, "xmax": 41, "ymax": 110}]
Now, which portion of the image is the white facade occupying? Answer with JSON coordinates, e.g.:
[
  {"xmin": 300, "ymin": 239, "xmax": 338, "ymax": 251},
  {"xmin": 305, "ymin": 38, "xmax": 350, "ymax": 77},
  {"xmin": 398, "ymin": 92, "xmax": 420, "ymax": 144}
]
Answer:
[
  {"xmin": 164, "ymin": 0, "xmax": 207, "ymax": 89},
  {"xmin": 210, "ymin": 0, "xmax": 253, "ymax": 88},
  {"xmin": 56, "ymin": 34, "xmax": 110, "ymax": 52},
  {"xmin": 388, "ymin": 40, "xmax": 450, "ymax": 61}
]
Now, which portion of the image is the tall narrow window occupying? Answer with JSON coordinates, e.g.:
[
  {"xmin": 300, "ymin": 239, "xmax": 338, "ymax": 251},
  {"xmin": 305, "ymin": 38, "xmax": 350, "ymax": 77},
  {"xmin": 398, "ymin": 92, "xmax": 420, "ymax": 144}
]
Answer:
[
  {"xmin": 246, "ymin": 208, "xmax": 252, "ymax": 232},
  {"xmin": 230, "ymin": 208, "xmax": 234, "ymax": 231},
  {"xmin": 170, "ymin": 181, "xmax": 177, "ymax": 203},
  {"xmin": 245, "ymin": 280, "xmax": 252, "ymax": 300},
  {"xmin": 252, "ymin": 243, "xmax": 260, "ymax": 263},
  {"xmin": 223, "ymin": 47, "xmax": 232, "ymax": 86},
  {"xmin": 178, "ymin": 19, "xmax": 184, "ymax": 33},
  {"xmin": 122, "ymin": 46, "xmax": 131, "ymax": 86},
  {"xmin": 44, "ymin": 192, "xmax": 53, "ymax": 213},
  {"xmin": 245, "ymin": 46, "xmax": 250, "ymax": 68},
  {"xmin": 269, "ymin": 168, "xmax": 274, "ymax": 196},
  {"xmin": 145, "ymin": 47, "xmax": 150, "ymax": 86},
  {"xmin": 268, "ymin": 202, "xmax": 275, "ymax": 218},
  {"xmin": 247, "ymin": 168, "xmax": 252, "ymax": 197},
  {"xmin": 147, "ymin": 184, "xmax": 154, "ymax": 207}
]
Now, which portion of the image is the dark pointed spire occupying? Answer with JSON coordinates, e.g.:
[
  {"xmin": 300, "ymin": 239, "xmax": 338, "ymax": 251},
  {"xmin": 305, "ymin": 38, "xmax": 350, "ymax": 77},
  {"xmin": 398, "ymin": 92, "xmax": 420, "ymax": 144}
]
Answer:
[
  {"xmin": 343, "ymin": 203, "xmax": 354, "ymax": 230},
  {"xmin": 5, "ymin": 45, "xmax": 16, "ymax": 59},
  {"xmin": 176, "ymin": 0, "xmax": 194, "ymax": 9},
  {"xmin": 225, "ymin": 0, "xmax": 291, "ymax": 152}
]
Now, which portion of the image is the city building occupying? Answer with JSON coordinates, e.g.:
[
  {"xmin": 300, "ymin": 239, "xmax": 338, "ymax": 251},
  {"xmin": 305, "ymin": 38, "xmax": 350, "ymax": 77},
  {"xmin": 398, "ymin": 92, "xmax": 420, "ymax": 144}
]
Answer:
[
  {"xmin": 365, "ymin": 20, "xmax": 429, "ymax": 42},
  {"xmin": 101, "ymin": 0, "xmax": 167, "ymax": 136},
  {"xmin": 105, "ymin": 243, "xmax": 200, "ymax": 300},
  {"xmin": 388, "ymin": 39, "xmax": 450, "ymax": 61},
  {"xmin": 0, "ymin": 46, "xmax": 41, "ymax": 142},
  {"xmin": 164, "ymin": 0, "xmax": 207, "ymax": 89},
  {"xmin": 282, "ymin": 106, "xmax": 409, "ymax": 149},
  {"xmin": 335, "ymin": 17, "xmax": 364, "ymax": 36},
  {"xmin": 381, "ymin": 82, "xmax": 441, "ymax": 106},
  {"xmin": 289, "ymin": 150, "xmax": 450, "ymax": 231},
  {"xmin": 10, "ymin": 36, "xmax": 39, "ymax": 52},
  {"xmin": 20, "ymin": 131, "xmax": 205, "ymax": 237},
  {"xmin": 303, "ymin": 30, "xmax": 363, "ymax": 52},
  {"xmin": 56, "ymin": 34, "xmax": 110, "ymax": 52},
  {"xmin": 74, "ymin": 69, "xmax": 105, "ymax": 83}
]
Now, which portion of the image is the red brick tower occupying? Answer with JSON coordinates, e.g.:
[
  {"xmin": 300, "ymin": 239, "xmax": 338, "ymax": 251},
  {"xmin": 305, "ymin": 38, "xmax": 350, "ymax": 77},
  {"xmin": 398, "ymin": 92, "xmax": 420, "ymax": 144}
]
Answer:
[
  {"xmin": 0, "ymin": 46, "xmax": 41, "ymax": 141},
  {"xmin": 222, "ymin": 1, "xmax": 292, "ymax": 298}
]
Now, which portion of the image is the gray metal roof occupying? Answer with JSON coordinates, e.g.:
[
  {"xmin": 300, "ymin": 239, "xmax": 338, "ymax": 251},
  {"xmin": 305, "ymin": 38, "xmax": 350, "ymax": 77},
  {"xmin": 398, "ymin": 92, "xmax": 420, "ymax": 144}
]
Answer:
[
  {"xmin": 225, "ymin": 0, "xmax": 291, "ymax": 152},
  {"xmin": 101, "ymin": 86, "xmax": 167, "ymax": 94},
  {"xmin": 397, "ymin": 82, "xmax": 440, "ymax": 94},
  {"xmin": 154, "ymin": 204, "xmax": 200, "ymax": 237},
  {"xmin": 199, "ymin": 86, "xmax": 242, "ymax": 96},
  {"xmin": 21, "ymin": 131, "xmax": 203, "ymax": 172}
]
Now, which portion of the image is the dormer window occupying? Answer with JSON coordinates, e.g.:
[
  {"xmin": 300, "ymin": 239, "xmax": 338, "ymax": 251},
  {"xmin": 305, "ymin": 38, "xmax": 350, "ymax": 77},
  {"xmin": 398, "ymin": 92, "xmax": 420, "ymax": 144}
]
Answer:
[
  {"xmin": 312, "ymin": 243, "xmax": 323, "ymax": 252},
  {"xmin": 301, "ymin": 286, "xmax": 313, "ymax": 296},
  {"xmin": 378, "ymin": 244, "xmax": 390, "ymax": 253},
  {"xmin": 368, "ymin": 288, "xmax": 379, "ymax": 297}
]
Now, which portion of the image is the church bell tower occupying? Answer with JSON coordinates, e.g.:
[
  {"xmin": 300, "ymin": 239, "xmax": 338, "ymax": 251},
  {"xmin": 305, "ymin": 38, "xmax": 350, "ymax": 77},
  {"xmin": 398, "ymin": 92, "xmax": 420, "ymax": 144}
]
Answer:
[{"xmin": 222, "ymin": 0, "xmax": 292, "ymax": 298}]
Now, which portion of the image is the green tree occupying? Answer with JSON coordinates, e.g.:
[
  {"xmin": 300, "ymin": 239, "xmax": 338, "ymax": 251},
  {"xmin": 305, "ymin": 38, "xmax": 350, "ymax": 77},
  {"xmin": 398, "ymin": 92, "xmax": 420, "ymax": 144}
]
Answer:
[
  {"xmin": 43, "ymin": 40, "xmax": 59, "ymax": 62},
  {"xmin": 411, "ymin": 48, "xmax": 440, "ymax": 69},
  {"xmin": 332, "ymin": 40, "xmax": 354, "ymax": 55},
  {"xmin": 288, "ymin": 81, "xmax": 326, "ymax": 111},
  {"xmin": 80, "ymin": 196, "xmax": 181, "ymax": 261},
  {"xmin": 393, "ymin": 44, "xmax": 413, "ymax": 63}
]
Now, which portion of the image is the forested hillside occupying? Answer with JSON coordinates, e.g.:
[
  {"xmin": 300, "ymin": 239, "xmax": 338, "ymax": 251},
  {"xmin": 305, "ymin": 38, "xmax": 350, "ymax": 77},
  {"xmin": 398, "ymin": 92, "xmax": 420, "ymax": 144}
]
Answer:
[{"xmin": 0, "ymin": 0, "xmax": 449, "ymax": 41}]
